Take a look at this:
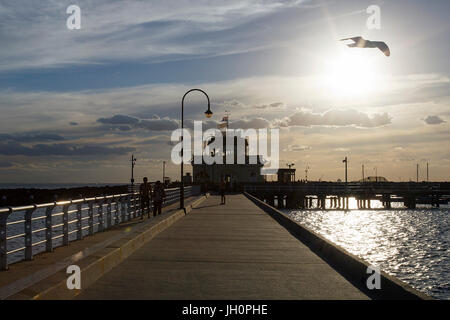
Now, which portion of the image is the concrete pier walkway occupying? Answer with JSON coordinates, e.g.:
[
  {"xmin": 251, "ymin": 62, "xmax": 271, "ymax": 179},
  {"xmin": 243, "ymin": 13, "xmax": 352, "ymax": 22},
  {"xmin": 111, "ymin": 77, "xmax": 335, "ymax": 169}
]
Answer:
[{"xmin": 76, "ymin": 194, "xmax": 369, "ymax": 299}]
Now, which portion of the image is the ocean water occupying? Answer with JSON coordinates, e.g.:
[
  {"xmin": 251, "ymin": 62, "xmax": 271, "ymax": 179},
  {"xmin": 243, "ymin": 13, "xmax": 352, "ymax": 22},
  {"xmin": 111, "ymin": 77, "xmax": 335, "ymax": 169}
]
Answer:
[{"xmin": 286, "ymin": 202, "xmax": 449, "ymax": 300}]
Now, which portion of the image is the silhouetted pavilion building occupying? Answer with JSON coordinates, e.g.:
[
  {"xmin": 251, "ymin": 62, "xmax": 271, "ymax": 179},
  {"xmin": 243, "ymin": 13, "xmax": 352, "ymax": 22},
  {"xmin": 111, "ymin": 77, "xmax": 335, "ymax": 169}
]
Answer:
[{"xmin": 192, "ymin": 132, "xmax": 265, "ymax": 185}]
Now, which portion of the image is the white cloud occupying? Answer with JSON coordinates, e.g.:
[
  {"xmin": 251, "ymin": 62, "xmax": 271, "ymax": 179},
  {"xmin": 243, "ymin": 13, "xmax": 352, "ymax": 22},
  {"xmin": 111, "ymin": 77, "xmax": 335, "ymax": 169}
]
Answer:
[
  {"xmin": 0, "ymin": 0, "xmax": 309, "ymax": 71},
  {"xmin": 276, "ymin": 109, "xmax": 392, "ymax": 128}
]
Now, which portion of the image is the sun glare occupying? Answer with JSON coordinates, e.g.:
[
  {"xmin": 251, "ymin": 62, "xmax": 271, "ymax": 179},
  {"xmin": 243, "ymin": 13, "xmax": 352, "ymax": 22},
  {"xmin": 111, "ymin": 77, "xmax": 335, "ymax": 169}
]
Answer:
[{"xmin": 323, "ymin": 52, "xmax": 378, "ymax": 98}]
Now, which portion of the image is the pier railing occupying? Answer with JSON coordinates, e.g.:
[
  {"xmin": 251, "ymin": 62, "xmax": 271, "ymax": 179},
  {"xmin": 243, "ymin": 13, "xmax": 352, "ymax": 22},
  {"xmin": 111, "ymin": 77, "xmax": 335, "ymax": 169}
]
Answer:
[
  {"xmin": 0, "ymin": 186, "xmax": 198, "ymax": 271},
  {"xmin": 243, "ymin": 182, "xmax": 447, "ymax": 195}
]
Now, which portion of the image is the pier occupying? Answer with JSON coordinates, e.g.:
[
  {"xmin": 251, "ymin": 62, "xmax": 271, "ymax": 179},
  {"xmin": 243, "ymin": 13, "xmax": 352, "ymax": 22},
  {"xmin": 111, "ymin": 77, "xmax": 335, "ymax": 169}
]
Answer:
[
  {"xmin": 75, "ymin": 194, "xmax": 368, "ymax": 300},
  {"xmin": 0, "ymin": 191, "xmax": 429, "ymax": 300},
  {"xmin": 244, "ymin": 182, "xmax": 450, "ymax": 210}
]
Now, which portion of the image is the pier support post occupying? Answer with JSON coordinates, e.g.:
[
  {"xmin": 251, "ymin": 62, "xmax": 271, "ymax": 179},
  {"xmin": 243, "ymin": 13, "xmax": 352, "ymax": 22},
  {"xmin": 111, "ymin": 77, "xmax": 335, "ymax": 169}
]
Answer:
[
  {"xmin": 286, "ymin": 194, "xmax": 297, "ymax": 209},
  {"xmin": 268, "ymin": 195, "xmax": 275, "ymax": 207},
  {"xmin": 385, "ymin": 195, "xmax": 391, "ymax": 209},
  {"xmin": 405, "ymin": 196, "xmax": 416, "ymax": 209},
  {"xmin": 322, "ymin": 196, "xmax": 327, "ymax": 209},
  {"xmin": 300, "ymin": 196, "xmax": 306, "ymax": 209},
  {"xmin": 277, "ymin": 194, "xmax": 284, "ymax": 209}
]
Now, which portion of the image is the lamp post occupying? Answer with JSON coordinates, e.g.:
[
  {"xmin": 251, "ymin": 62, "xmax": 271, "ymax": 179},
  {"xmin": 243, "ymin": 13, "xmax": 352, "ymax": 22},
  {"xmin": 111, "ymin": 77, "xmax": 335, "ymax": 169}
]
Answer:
[
  {"xmin": 162, "ymin": 161, "xmax": 166, "ymax": 185},
  {"xmin": 416, "ymin": 163, "xmax": 419, "ymax": 182},
  {"xmin": 342, "ymin": 157, "xmax": 348, "ymax": 183},
  {"xmin": 130, "ymin": 154, "xmax": 137, "ymax": 190},
  {"xmin": 180, "ymin": 89, "xmax": 213, "ymax": 209}
]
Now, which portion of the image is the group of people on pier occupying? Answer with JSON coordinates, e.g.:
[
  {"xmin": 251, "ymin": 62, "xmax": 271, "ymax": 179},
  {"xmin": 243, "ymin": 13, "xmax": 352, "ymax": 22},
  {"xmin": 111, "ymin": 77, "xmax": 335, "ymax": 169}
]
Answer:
[{"xmin": 139, "ymin": 177, "xmax": 166, "ymax": 219}]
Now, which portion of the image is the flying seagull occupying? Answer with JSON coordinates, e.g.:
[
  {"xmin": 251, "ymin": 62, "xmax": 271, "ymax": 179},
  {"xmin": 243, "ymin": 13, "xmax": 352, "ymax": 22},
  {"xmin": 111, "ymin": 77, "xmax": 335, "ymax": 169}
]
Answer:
[{"xmin": 340, "ymin": 36, "xmax": 390, "ymax": 56}]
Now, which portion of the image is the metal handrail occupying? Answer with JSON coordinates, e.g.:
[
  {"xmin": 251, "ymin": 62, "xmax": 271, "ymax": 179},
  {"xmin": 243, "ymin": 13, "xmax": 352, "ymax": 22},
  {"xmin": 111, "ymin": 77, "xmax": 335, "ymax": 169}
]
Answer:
[{"xmin": 0, "ymin": 186, "xmax": 198, "ymax": 271}]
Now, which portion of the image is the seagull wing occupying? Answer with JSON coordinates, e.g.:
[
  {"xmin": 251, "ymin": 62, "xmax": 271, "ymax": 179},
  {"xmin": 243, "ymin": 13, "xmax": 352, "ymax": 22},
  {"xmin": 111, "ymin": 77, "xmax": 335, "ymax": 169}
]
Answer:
[
  {"xmin": 339, "ymin": 36, "xmax": 363, "ymax": 42},
  {"xmin": 374, "ymin": 41, "xmax": 390, "ymax": 56}
]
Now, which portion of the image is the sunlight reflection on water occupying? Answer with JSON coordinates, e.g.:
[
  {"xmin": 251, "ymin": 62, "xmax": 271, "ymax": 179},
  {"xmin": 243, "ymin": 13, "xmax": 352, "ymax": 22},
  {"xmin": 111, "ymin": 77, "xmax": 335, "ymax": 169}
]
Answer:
[{"xmin": 286, "ymin": 204, "xmax": 449, "ymax": 300}]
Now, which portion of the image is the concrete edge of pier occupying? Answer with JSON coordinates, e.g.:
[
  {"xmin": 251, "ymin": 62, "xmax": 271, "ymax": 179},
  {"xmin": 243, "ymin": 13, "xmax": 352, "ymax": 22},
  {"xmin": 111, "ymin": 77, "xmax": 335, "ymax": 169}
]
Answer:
[
  {"xmin": 7, "ymin": 194, "xmax": 209, "ymax": 300},
  {"xmin": 244, "ymin": 192, "xmax": 433, "ymax": 300}
]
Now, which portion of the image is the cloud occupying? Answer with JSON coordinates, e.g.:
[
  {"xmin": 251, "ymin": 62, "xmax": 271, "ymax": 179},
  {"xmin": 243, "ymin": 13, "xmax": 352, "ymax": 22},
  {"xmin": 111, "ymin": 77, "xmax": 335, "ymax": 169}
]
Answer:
[
  {"xmin": 0, "ymin": 0, "xmax": 309, "ymax": 71},
  {"xmin": 0, "ymin": 161, "xmax": 13, "ymax": 168},
  {"xmin": 0, "ymin": 141, "xmax": 133, "ymax": 157},
  {"xmin": 255, "ymin": 102, "xmax": 285, "ymax": 109},
  {"xmin": 97, "ymin": 115, "xmax": 140, "ymax": 125},
  {"xmin": 139, "ymin": 118, "xmax": 179, "ymax": 131},
  {"xmin": 134, "ymin": 135, "xmax": 171, "ymax": 145},
  {"xmin": 229, "ymin": 117, "xmax": 271, "ymax": 129},
  {"xmin": 276, "ymin": 109, "xmax": 392, "ymax": 128},
  {"xmin": 333, "ymin": 147, "xmax": 350, "ymax": 152},
  {"xmin": 423, "ymin": 115, "xmax": 446, "ymax": 125},
  {"xmin": 283, "ymin": 144, "xmax": 311, "ymax": 152},
  {"xmin": 0, "ymin": 133, "xmax": 65, "ymax": 142},
  {"xmin": 97, "ymin": 114, "xmax": 179, "ymax": 131}
]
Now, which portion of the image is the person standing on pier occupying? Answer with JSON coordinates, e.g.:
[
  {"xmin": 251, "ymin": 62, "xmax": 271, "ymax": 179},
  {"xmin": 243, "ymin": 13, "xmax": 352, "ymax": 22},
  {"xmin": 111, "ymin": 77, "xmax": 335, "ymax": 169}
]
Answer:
[
  {"xmin": 153, "ymin": 180, "xmax": 166, "ymax": 216},
  {"xmin": 219, "ymin": 179, "xmax": 226, "ymax": 205},
  {"xmin": 140, "ymin": 177, "xmax": 152, "ymax": 219}
]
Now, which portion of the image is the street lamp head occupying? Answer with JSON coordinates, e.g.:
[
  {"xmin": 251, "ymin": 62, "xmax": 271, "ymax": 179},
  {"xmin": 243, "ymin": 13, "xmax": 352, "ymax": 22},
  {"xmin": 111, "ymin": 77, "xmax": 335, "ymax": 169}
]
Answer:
[{"xmin": 205, "ymin": 109, "xmax": 213, "ymax": 118}]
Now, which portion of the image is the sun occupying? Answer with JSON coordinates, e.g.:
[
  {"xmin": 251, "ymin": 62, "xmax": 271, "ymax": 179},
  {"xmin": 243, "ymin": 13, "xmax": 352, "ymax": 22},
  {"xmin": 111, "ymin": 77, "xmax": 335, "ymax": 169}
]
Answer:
[{"xmin": 322, "ymin": 51, "xmax": 378, "ymax": 98}]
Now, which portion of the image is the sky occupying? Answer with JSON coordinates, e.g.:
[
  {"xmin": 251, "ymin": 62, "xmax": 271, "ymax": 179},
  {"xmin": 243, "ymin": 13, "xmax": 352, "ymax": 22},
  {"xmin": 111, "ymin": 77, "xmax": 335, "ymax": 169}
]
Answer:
[{"xmin": 0, "ymin": 0, "xmax": 449, "ymax": 183}]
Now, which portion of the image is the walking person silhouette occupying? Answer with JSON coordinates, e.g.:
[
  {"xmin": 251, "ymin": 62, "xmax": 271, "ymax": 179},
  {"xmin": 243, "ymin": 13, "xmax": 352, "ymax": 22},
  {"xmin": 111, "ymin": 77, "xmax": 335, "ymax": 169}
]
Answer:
[
  {"xmin": 219, "ymin": 179, "xmax": 226, "ymax": 205},
  {"xmin": 140, "ymin": 177, "xmax": 152, "ymax": 219},
  {"xmin": 153, "ymin": 180, "xmax": 166, "ymax": 216}
]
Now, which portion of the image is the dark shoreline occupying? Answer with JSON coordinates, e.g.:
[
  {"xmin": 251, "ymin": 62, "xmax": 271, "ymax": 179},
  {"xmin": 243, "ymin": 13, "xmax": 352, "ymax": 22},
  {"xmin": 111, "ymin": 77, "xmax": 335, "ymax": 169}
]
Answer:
[{"xmin": 0, "ymin": 185, "xmax": 129, "ymax": 207}]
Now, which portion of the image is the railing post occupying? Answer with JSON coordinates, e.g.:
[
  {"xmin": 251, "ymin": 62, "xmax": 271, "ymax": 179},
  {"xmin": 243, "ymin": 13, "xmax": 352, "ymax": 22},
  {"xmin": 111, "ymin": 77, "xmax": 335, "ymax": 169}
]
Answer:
[
  {"xmin": 25, "ymin": 205, "xmax": 36, "ymax": 261},
  {"xmin": 120, "ymin": 197, "xmax": 126, "ymax": 222},
  {"xmin": 62, "ymin": 203, "xmax": 70, "ymax": 246},
  {"xmin": 0, "ymin": 209, "xmax": 11, "ymax": 270},
  {"xmin": 98, "ymin": 199, "xmax": 104, "ymax": 232},
  {"xmin": 106, "ymin": 199, "xmax": 112, "ymax": 229},
  {"xmin": 114, "ymin": 198, "xmax": 120, "ymax": 225},
  {"xmin": 76, "ymin": 202, "xmax": 83, "ymax": 241},
  {"xmin": 88, "ymin": 202, "xmax": 94, "ymax": 236},
  {"xmin": 127, "ymin": 195, "xmax": 132, "ymax": 221},
  {"xmin": 133, "ymin": 193, "xmax": 138, "ymax": 218},
  {"xmin": 45, "ymin": 204, "xmax": 55, "ymax": 252}
]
